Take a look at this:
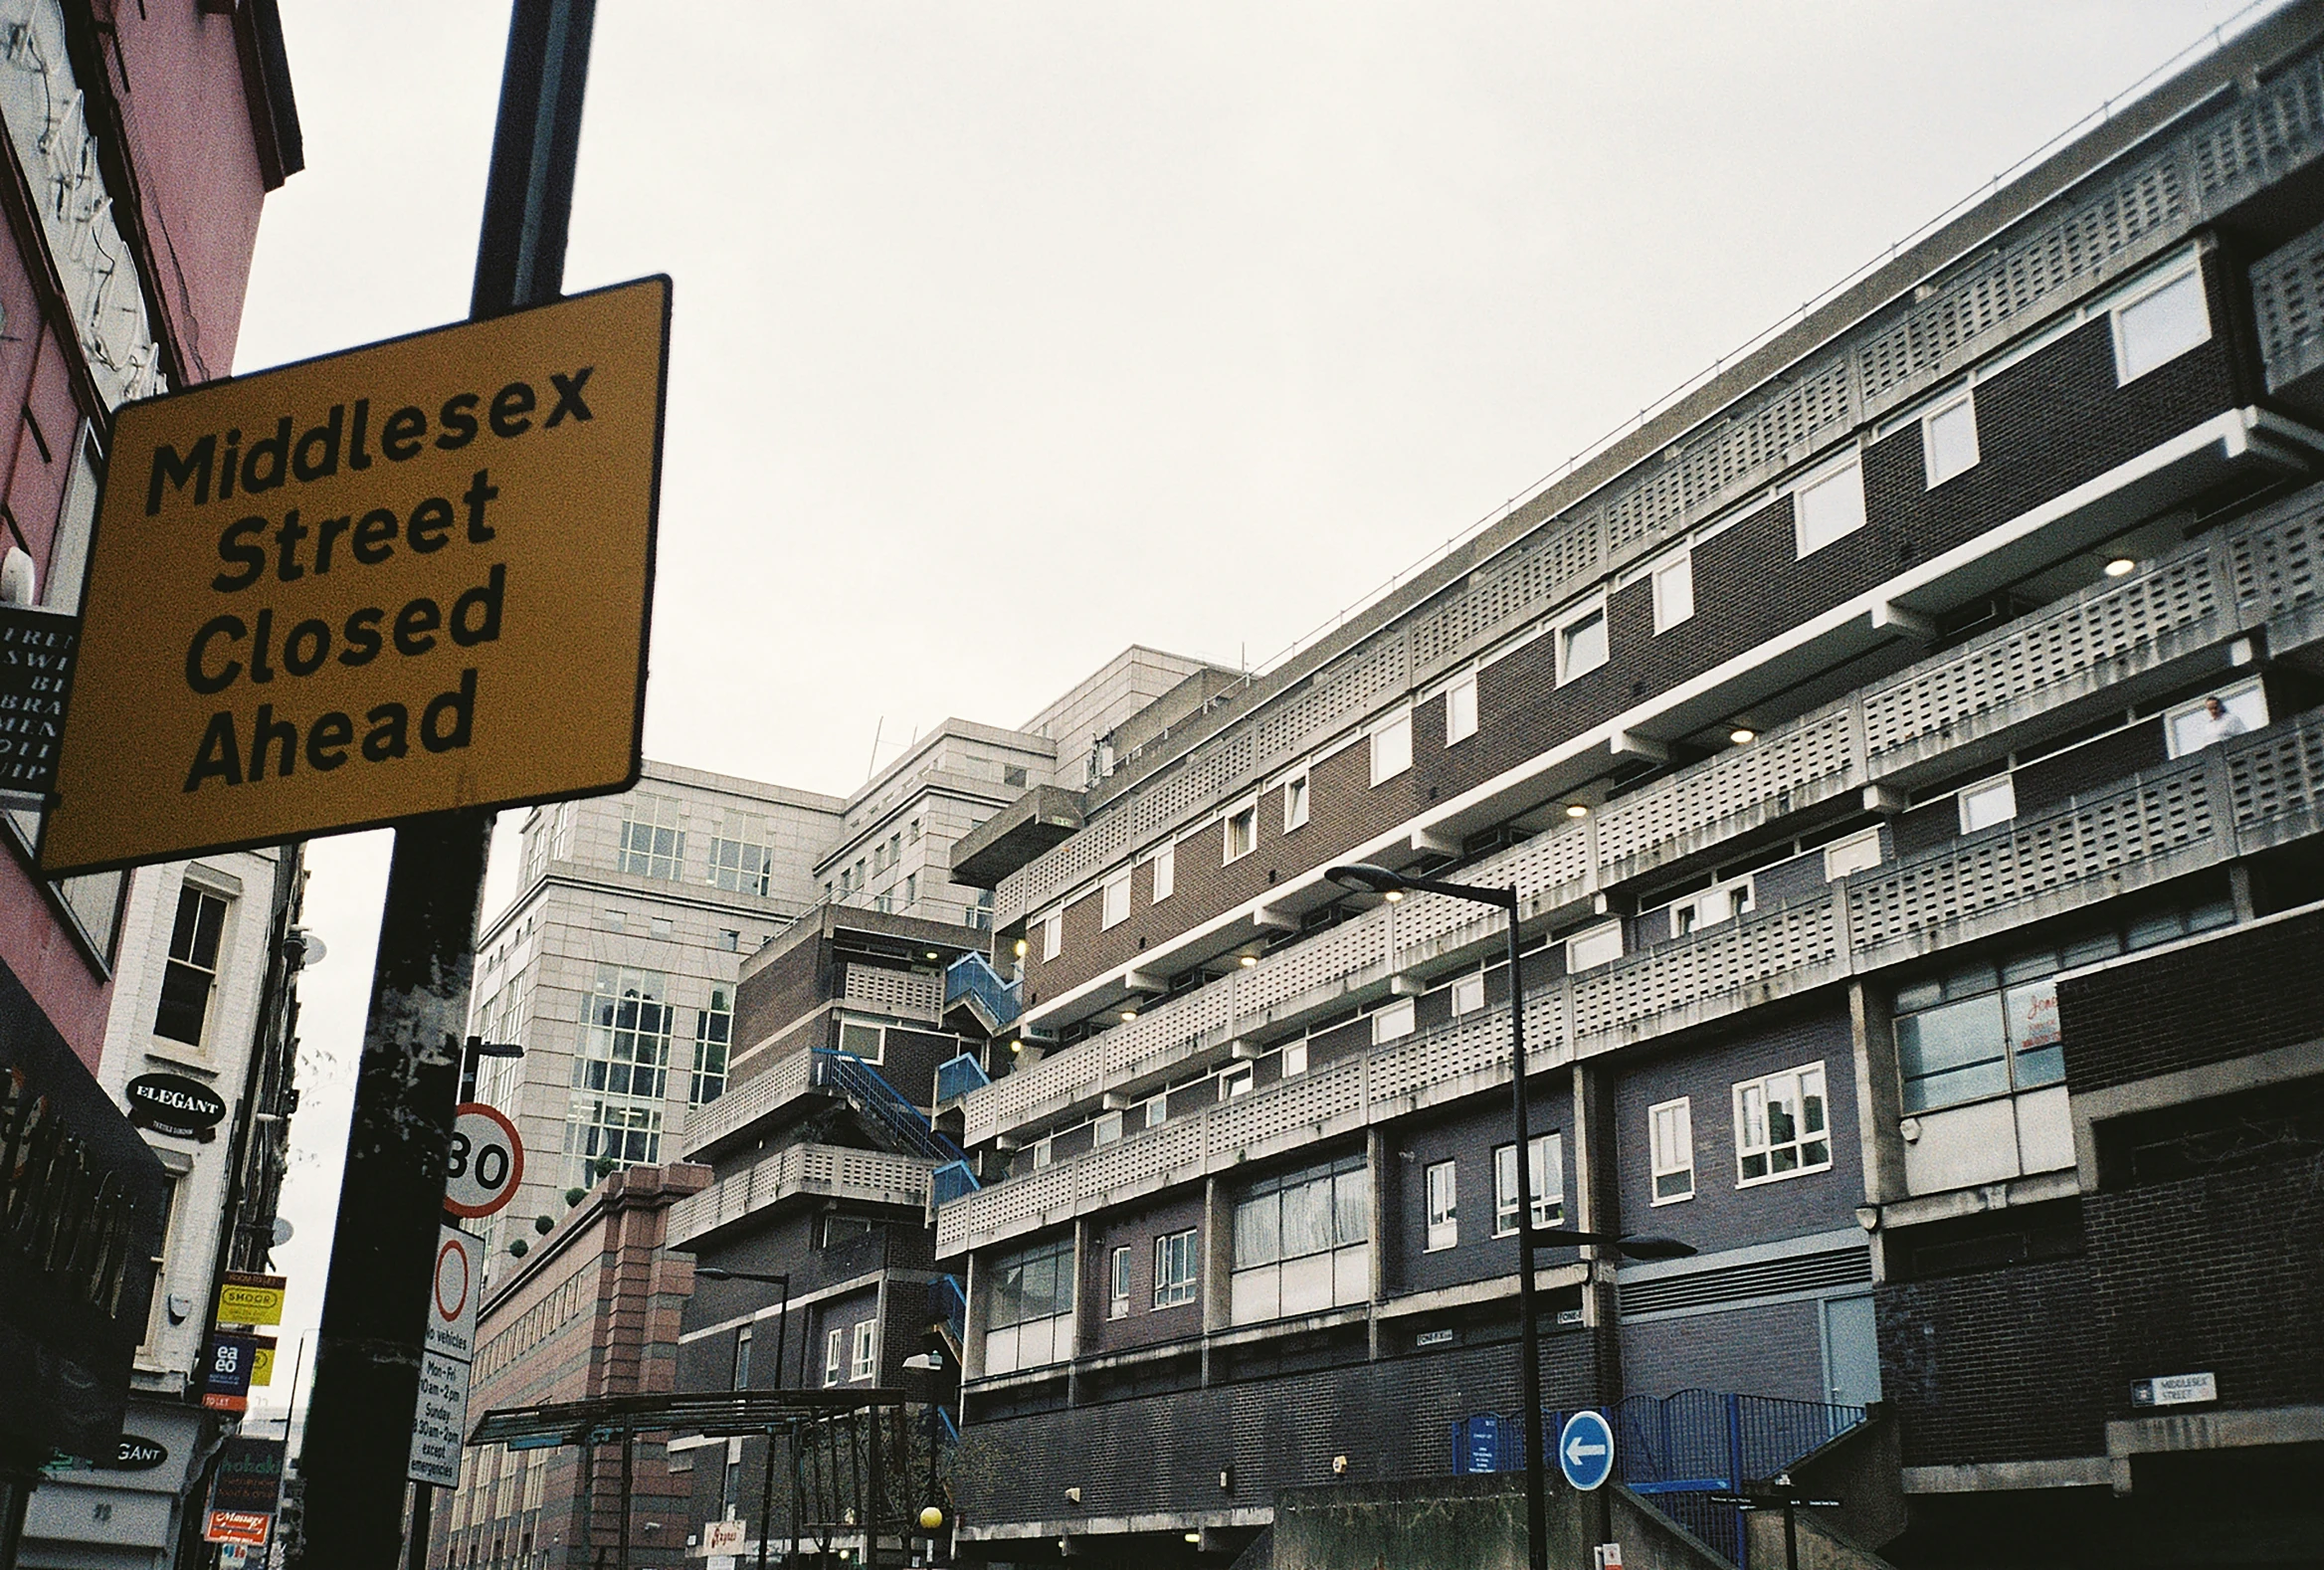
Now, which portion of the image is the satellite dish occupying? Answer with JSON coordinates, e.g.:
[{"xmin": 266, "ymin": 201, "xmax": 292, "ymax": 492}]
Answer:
[{"xmin": 0, "ymin": 546, "xmax": 34, "ymax": 605}]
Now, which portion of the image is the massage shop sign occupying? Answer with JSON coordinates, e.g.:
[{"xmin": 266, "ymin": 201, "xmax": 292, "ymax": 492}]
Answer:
[{"xmin": 36, "ymin": 278, "xmax": 670, "ymax": 875}]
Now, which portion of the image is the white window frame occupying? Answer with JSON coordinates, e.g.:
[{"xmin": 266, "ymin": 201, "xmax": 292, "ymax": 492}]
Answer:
[
  {"xmin": 1219, "ymin": 1066, "xmax": 1254, "ymax": 1101},
  {"xmin": 1792, "ymin": 454, "xmax": 1866, "ymax": 559},
  {"xmin": 1369, "ymin": 711, "xmax": 1414, "ymax": 785},
  {"xmin": 823, "ymin": 1326, "xmax": 844, "ymax": 1387},
  {"xmin": 1451, "ymin": 972, "xmax": 1486, "ymax": 1016},
  {"xmin": 2163, "ymin": 678, "xmax": 2267, "ymax": 758},
  {"xmin": 1667, "ymin": 876, "xmax": 1754, "ymax": 939},
  {"xmin": 2112, "ymin": 263, "xmax": 2211, "ymax": 386},
  {"xmin": 1150, "ymin": 841, "xmax": 1175, "ymax": 902},
  {"xmin": 1492, "ymin": 1133, "xmax": 1563, "ymax": 1236},
  {"xmin": 1921, "ymin": 391, "xmax": 1981, "ymax": 488},
  {"xmin": 1153, "ymin": 1229, "xmax": 1200, "ymax": 1308},
  {"xmin": 1958, "ymin": 775, "xmax": 2017, "ymax": 834},
  {"xmin": 1651, "ymin": 553, "xmax": 1694, "ymax": 634},
  {"xmin": 1092, "ymin": 1110, "xmax": 1123, "ymax": 1146},
  {"xmin": 1555, "ymin": 599, "xmax": 1610, "ymax": 685},
  {"xmin": 1445, "ymin": 673, "xmax": 1479, "ymax": 744},
  {"xmin": 1108, "ymin": 1245, "xmax": 1132, "ymax": 1319},
  {"xmin": 1281, "ymin": 1041, "xmax": 1308, "ymax": 1078},
  {"xmin": 849, "ymin": 1318, "xmax": 875, "ymax": 1381},
  {"xmin": 1823, "ymin": 828, "xmax": 1884, "ymax": 882},
  {"xmin": 1224, "ymin": 800, "xmax": 1259, "ymax": 862},
  {"xmin": 1732, "ymin": 1062, "xmax": 1832, "ymax": 1187},
  {"xmin": 1282, "ymin": 771, "xmax": 1311, "ymax": 832},
  {"xmin": 1425, "ymin": 1159, "xmax": 1458, "ymax": 1252},
  {"xmin": 1100, "ymin": 871, "xmax": 1130, "ymax": 929},
  {"xmin": 1041, "ymin": 908, "xmax": 1062, "ymax": 961},
  {"xmin": 1373, "ymin": 999, "xmax": 1416, "ymax": 1044},
  {"xmin": 1142, "ymin": 1093, "xmax": 1167, "ymax": 1129},
  {"xmin": 1648, "ymin": 1096, "xmax": 1694, "ymax": 1205},
  {"xmin": 1565, "ymin": 921, "xmax": 1624, "ymax": 973}
]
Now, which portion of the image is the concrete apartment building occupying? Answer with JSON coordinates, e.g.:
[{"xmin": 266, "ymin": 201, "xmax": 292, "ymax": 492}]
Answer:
[
  {"xmin": 0, "ymin": 1, "xmax": 299, "ymax": 1563},
  {"xmin": 927, "ymin": 11, "xmax": 2324, "ymax": 1566},
  {"xmin": 23, "ymin": 848, "xmax": 308, "ymax": 1570}
]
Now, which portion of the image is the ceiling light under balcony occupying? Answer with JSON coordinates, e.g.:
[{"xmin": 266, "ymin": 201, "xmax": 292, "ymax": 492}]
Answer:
[
  {"xmin": 1383, "ymin": 889, "xmax": 1404, "ymax": 901},
  {"xmin": 1239, "ymin": 954, "xmax": 1259, "ymax": 968},
  {"xmin": 1119, "ymin": 1009, "xmax": 1139, "ymax": 1022},
  {"xmin": 2104, "ymin": 556, "xmax": 2136, "ymax": 577},
  {"xmin": 1729, "ymin": 727, "xmax": 1757, "ymax": 745},
  {"xmin": 1565, "ymin": 803, "xmax": 1590, "ymax": 819}
]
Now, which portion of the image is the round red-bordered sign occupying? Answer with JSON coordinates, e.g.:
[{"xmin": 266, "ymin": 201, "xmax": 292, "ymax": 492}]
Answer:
[{"xmin": 444, "ymin": 1100, "xmax": 524, "ymax": 1218}]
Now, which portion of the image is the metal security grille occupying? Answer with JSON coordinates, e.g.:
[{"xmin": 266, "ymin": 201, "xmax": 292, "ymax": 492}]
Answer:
[{"xmin": 1617, "ymin": 1248, "xmax": 1872, "ymax": 1318}]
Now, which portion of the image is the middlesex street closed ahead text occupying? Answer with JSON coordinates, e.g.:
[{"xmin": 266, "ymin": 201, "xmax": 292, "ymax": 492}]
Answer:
[{"xmin": 39, "ymin": 277, "xmax": 669, "ymax": 876}]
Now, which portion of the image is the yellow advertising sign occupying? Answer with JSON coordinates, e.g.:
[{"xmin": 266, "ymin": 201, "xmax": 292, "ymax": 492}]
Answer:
[
  {"xmin": 216, "ymin": 1273, "xmax": 287, "ymax": 1328},
  {"xmin": 250, "ymin": 1340, "xmax": 277, "ymax": 1388},
  {"xmin": 40, "ymin": 277, "xmax": 669, "ymax": 875}
]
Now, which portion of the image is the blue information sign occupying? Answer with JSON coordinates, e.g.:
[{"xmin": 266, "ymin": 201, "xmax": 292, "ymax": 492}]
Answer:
[
  {"xmin": 1457, "ymin": 1414, "xmax": 1505, "ymax": 1474},
  {"xmin": 1557, "ymin": 1409, "xmax": 1615, "ymax": 1491}
]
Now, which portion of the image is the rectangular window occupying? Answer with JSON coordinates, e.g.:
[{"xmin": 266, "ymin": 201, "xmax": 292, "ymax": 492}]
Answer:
[
  {"xmin": 1281, "ymin": 1041, "xmax": 1308, "ymax": 1077},
  {"xmin": 1492, "ymin": 1134, "xmax": 1563, "ymax": 1235},
  {"xmin": 988, "ymin": 1236, "xmax": 1075, "ymax": 1332},
  {"xmin": 850, "ymin": 1319, "xmax": 875, "ymax": 1380},
  {"xmin": 1101, "ymin": 872, "xmax": 1130, "ymax": 929},
  {"xmin": 1031, "ymin": 1137, "xmax": 1054, "ymax": 1170},
  {"xmin": 1823, "ymin": 828, "xmax": 1883, "ymax": 882},
  {"xmin": 689, "ymin": 987, "xmax": 732, "ymax": 1106},
  {"xmin": 1566, "ymin": 921, "xmax": 1624, "ymax": 972},
  {"xmin": 1282, "ymin": 773, "xmax": 1310, "ymax": 832},
  {"xmin": 1793, "ymin": 457, "xmax": 1866, "ymax": 557},
  {"xmin": 903, "ymin": 873, "xmax": 917, "ymax": 904},
  {"xmin": 1229, "ymin": 1154, "xmax": 1370, "ymax": 1324},
  {"xmin": 1425, "ymin": 1159, "xmax": 1458, "ymax": 1252},
  {"xmin": 888, "ymin": 833, "xmax": 902, "ymax": 867},
  {"xmin": 153, "ymin": 884, "xmax": 229, "ymax": 1047},
  {"xmin": 732, "ymin": 1328, "xmax": 752, "ymax": 1391},
  {"xmin": 1446, "ymin": 674, "xmax": 1479, "ymax": 744},
  {"xmin": 706, "ymin": 832, "xmax": 774, "ymax": 895},
  {"xmin": 1668, "ymin": 878, "xmax": 1753, "ymax": 938},
  {"xmin": 1142, "ymin": 1093, "xmax": 1167, "ymax": 1129},
  {"xmin": 1092, "ymin": 1110, "xmax": 1123, "ymax": 1146},
  {"xmin": 1041, "ymin": 909, "xmax": 1062, "ymax": 961},
  {"xmin": 1219, "ymin": 1066, "xmax": 1254, "ymax": 1100},
  {"xmin": 1649, "ymin": 1097, "xmax": 1694, "ymax": 1204},
  {"xmin": 1004, "ymin": 764, "xmax": 1029, "ymax": 788},
  {"xmin": 649, "ymin": 915, "xmax": 674, "ymax": 938},
  {"xmin": 2164, "ymin": 679, "xmax": 2266, "ymax": 758},
  {"xmin": 1652, "ymin": 554, "xmax": 1694, "ymax": 633},
  {"xmin": 823, "ymin": 1327, "xmax": 844, "ymax": 1386},
  {"xmin": 2114, "ymin": 266, "xmax": 2211, "ymax": 384},
  {"xmin": 1109, "ymin": 1246, "xmax": 1132, "ymax": 1318},
  {"xmin": 617, "ymin": 796, "xmax": 686, "ymax": 880},
  {"xmin": 1370, "ymin": 713, "xmax": 1413, "ymax": 784},
  {"xmin": 717, "ymin": 928, "xmax": 741, "ymax": 952},
  {"xmin": 566, "ymin": 965, "xmax": 674, "ymax": 1185},
  {"xmin": 1225, "ymin": 802, "xmax": 1259, "ymax": 861},
  {"xmin": 1922, "ymin": 393, "xmax": 1980, "ymax": 487},
  {"xmin": 837, "ymin": 1019, "xmax": 884, "ymax": 1062},
  {"xmin": 1557, "ymin": 606, "xmax": 1609, "ymax": 683},
  {"xmin": 1373, "ymin": 999, "xmax": 1416, "ymax": 1044},
  {"xmin": 1959, "ymin": 775, "xmax": 2017, "ymax": 834},
  {"xmin": 1151, "ymin": 842, "xmax": 1175, "ymax": 902},
  {"xmin": 1734, "ymin": 1063, "xmax": 1830, "ymax": 1184},
  {"xmin": 1153, "ymin": 1229, "xmax": 1199, "ymax": 1307},
  {"xmin": 1452, "ymin": 972, "xmax": 1486, "ymax": 1016}
]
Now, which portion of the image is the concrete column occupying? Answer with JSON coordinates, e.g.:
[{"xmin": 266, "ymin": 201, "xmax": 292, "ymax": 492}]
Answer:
[
  {"xmin": 1366, "ymin": 1125, "xmax": 1390, "ymax": 1360},
  {"xmin": 1571, "ymin": 1061, "xmax": 1622, "ymax": 1406},
  {"xmin": 962, "ymin": 1252, "xmax": 990, "ymax": 1380},
  {"xmin": 1848, "ymin": 979, "xmax": 1909, "ymax": 1210},
  {"xmin": 1202, "ymin": 1174, "xmax": 1233, "ymax": 1385},
  {"xmin": 1068, "ymin": 1216, "xmax": 1093, "ymax": 1406}
]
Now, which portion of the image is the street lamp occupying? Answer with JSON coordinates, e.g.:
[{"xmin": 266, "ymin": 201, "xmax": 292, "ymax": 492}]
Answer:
[
  {"xmin": 692, "ymin": 1268, "xmax": 792, "ymax": 1570},
  {"xmin": 1327, "ymin": 863, "xmax": 1689, "ymax": 1570}
]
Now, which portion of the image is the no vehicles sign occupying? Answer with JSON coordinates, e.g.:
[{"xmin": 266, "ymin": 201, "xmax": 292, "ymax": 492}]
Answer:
[{"xmin": 39, "ymin": 277, "xmax": 669, "ymax": 876}]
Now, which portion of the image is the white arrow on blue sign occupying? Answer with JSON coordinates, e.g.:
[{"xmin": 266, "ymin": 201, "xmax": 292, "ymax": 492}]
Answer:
[{"xmin": 1558, "ymin": 1409, "xmax": 1616, "ymax": 1491}]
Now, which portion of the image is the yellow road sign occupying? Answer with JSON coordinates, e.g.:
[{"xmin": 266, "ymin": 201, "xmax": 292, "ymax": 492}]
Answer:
[{"xmin": 39, "ymin": 277, "xmax": 670, "ymax": 875}]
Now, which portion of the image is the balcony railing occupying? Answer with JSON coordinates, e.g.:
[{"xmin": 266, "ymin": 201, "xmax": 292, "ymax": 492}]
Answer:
[
  {"xmin": 935, "ymin": 705, "xmax": 2324, "ymax": 1256},
  {"xmin": 843, "ymin": 963, "xmax": 944, "ymax": 1023},
  {"xmin": 668, "ymin": 1140, "xmax": 934, "ymax": 1249},
  {"xmin": 679, "ymin": 1048, "xmax": 816, "ymax": 1160},
  {"xmin": 956, "ymin": 493, "xmax": 2324, "ymax": 1147},
  {"xmin": 943, "ymin": 951, "xmax": 1021, "ymax": 1033}
]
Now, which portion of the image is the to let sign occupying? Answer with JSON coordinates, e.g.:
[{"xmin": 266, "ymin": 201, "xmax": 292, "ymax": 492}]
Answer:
[{"xmin": 38, "ymin": 277, "xmax": 670, "ymax": 876}]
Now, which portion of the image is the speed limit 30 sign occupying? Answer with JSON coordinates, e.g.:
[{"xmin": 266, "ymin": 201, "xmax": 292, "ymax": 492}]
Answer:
[{"xmin": 444, "ymin": 1101, "xmax": 523, "ymax": 1219}]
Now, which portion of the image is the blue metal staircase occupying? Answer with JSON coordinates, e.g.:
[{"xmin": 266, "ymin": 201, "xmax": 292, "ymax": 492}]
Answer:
[{"xmin": 942, "ymin": 951, "xmax": 1021, "ymax": 1034}]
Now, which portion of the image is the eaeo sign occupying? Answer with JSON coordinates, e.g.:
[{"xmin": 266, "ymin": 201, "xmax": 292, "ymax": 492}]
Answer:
[{"xmin": 39, "ymin": 277, "xmax": 670, "ymax": 875}]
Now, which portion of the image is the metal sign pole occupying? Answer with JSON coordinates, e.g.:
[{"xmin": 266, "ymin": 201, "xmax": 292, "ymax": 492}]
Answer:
[{"xmin": 296, "ymin": 5, "xmax": 598, "ymax": 1566}]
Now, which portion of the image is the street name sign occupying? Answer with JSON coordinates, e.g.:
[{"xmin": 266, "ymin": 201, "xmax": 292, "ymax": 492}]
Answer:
[
  {"xmin": 408, "ymin": 1225, "xmax": 484, "ymax": 1487},
  {"xmin": 1558, "ymin": 1409, "xmax": 1616, "ymax": 1492},
  {"xmin": 39, "ymin": 276, "xmax": 670, "ymax": 876}
]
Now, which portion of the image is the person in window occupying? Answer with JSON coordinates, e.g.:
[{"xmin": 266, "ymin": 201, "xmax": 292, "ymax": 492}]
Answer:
[{"xmin": 2202, "ymin": 694, "xmax": 2249, "ymax": 743}]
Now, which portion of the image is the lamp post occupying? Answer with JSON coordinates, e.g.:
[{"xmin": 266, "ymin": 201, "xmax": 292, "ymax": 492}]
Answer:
[
  {"xmin": 1326, "ymin": 864, "xmax": 1695, "ymax": 1570},
  {"xmin": 692, "ymin": 1269, "xmax": 790, "ymax": 1570}
]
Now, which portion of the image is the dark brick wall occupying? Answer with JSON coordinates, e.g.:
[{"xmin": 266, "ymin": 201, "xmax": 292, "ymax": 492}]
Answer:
[
  {"xmin": 880, "ymin": 1025, "xmax": 957, "ymax": 1108},
  {"xmin": 1083, "ymin": 1188, "xmax": 1208, "ymax": 1354},
  {"xmin": 2086, "ymin": 1153, "xmax": 2324, "ymax": 1421},
  {"xmin": 1020, "ymin": 269, "xmax": 2241, "ymax": 1008},
  {"xmin": 733, "ymin": 930, "xmax": 826, "ymax": 1065},
  {"xmin": 1877, "ymin": 1254, "xmax": 2109, "ymax": 1466},
  {"xmin": 1608, "ymin": 998, "xmax": 1860, "ymax": 1253},
  {"xmin": 2058, "ymin": 909, "xmax": 2324, "ymax": 1091},
  {"xmin": 1385, "ymin": 1080, "xmax": 1582, "ymax": 1298},
  {"xmin": 1622, "ymin": 1296, "xmax": 1833, "ymax": 1406},
  {"xmin": 953, "ymin": 1325, "xmax": 1597, "ymax": 1528}
]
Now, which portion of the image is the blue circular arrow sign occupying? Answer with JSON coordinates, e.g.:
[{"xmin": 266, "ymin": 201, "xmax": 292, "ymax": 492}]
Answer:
[{"xmin": 1558, "ymin": 1409, "xmax": 1616, "ymax": 1491}]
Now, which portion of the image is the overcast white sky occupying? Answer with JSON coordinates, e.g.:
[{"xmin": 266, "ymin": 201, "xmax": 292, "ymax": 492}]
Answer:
[{"xmin": 238, "ymin": 0, "xmax": 2270, "ymax": 1423}]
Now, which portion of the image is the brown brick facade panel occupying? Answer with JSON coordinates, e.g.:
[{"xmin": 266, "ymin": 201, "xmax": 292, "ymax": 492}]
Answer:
[
  {"xmin": 2057, "ymin": 909, "xmax": 2324, "ymax": 1092},
  {"xmin": 1876, "ymin": 1255, "xmax": 2109, "ymax": 1467}
]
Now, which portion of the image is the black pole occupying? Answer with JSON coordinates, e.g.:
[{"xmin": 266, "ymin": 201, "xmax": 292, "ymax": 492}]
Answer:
[
  {"xmin": 299, "ymin": 5, "xmax": 596, "ymax": 1565},
  {"xmin": 405, "ymin": 1484, "xmax": 432, "ymax": 1570},
  {"xmin": 1504, "ymin": 894, "xmax": 1547, "ymax": 1570},
  {"xmin": 866, "ymin": 1403, "xmax": 883, "ymax": 1570},
  {"xmin": 757, "ymin": 1427, "xmax": 778, "ymax": 1570},
  {"xmin": 1785, "ymin": 1496, "xmax": 1799, "ymax": 1570}
]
